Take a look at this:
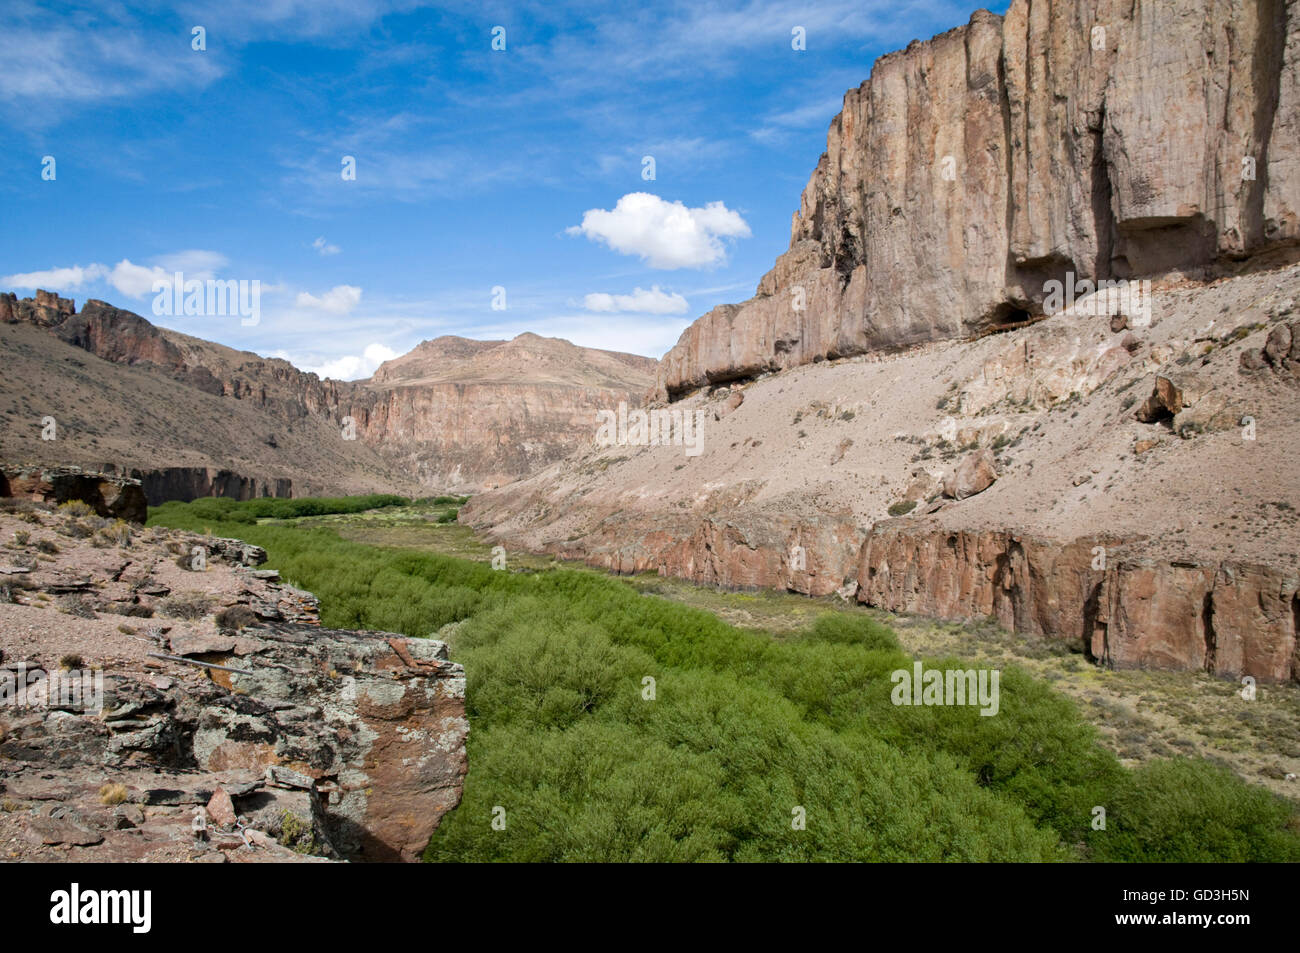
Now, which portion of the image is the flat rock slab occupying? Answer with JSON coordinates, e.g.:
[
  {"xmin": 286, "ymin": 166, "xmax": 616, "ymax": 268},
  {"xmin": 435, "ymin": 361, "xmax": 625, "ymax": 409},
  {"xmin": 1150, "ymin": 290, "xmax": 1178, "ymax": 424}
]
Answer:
[
  {"xmin": 26, "ymin": 815, "xmax": 104, "ymax": 846},
  {"xmin": 168, "ymin": 632, "xmax": 237, "ymax": 656}
]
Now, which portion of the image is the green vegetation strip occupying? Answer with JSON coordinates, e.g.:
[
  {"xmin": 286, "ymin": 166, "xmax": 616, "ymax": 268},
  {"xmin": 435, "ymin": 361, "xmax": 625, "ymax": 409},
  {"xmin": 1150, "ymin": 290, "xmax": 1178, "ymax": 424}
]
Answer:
[
  {"xmin": 151, "ymin": 493, "xmax": 466, "ymax": 525},
  {"xmin": 150, "ymin": 497, "xmax": 1300, "ymax": 863}
]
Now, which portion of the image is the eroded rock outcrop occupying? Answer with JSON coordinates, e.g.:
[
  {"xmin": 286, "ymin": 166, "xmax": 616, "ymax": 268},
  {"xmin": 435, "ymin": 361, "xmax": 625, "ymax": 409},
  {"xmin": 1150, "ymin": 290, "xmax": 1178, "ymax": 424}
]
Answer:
[
  {"xmin": 854, "ymin": 526, "xmax": 1298, "ymax": 682},
  {"xmin": 102, "ymin": 465, "xmax": 294, "ymax": 506},
  {"xmin": 656, "ymin": 0, "xmax": 1300, "ymax": 400},
  {"xmin": 0, "ymin": 464, "xmax": 147, "ymax": 523},
  {"xmin": 0, "ymin": 502, "xmax": 467, "ymax": 862}
]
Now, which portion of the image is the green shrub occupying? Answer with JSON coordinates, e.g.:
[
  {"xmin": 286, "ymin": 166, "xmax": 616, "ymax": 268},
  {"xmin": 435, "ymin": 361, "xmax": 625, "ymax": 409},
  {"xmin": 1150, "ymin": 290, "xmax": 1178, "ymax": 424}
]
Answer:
[
  {"xmin": 147, "ymin": 496, "xmax": 1300, "ymax": 864},
  {"xmin": 150, "ymin": 493, "xmax": 408, "ymax": 526},
  {"xmin": 1088, "ymin": 758, "xmax": 1300, "ymax": 863}
]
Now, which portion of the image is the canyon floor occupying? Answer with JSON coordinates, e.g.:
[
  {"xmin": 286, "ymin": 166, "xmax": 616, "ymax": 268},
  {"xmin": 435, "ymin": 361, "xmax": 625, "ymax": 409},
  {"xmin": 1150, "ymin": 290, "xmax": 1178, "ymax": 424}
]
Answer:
[{"xmin": 288, "ymin": 503, "xmax": 1300, "ymax": 801}]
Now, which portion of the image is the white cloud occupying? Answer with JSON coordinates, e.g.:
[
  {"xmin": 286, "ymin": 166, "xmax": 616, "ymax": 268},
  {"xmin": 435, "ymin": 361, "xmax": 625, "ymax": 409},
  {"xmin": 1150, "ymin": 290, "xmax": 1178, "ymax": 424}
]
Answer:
[
  {"xmin": 0, "ymin": 23, "xmax": 224, "ymax": 123},
  {"xmin": 567, "ymin": 192, "xmax": 750, "ymax": 269},
  {"xmin": 1, "ymin": 264, "xmax": 106, "ymax": 291},
  {"xmin": 4, "ymin": 251, "xmax": 232, "ymax": 299},
  {"xmin": 294, "ymin": 285, "xmax": 362, "ymax": 314},
  {"xmin": 583, "ymin": 286, "xmax": 689, "ymax": 315},
  {"xmin": 284, "ymin": 343, "xmax": 399, "ymax": 381},
  {"xmin": 312, "ymin": 237, "xmax": 341, "ymax": 256},
  {"xmin": 107, "ymin": 260, "xmax": 170, "ymax": 298}
]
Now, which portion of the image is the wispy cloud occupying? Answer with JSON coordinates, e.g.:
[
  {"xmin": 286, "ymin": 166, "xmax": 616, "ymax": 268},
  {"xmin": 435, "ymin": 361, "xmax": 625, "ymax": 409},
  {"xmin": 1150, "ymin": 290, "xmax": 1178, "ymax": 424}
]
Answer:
[
  {"xmin": 0, "ymin": 10, "xmax": 224, "ymax": 126},
  {"xmin": 2, "ymin": 251, "xmax": 229, "ymax": 298},
  {"xmin": 751, "ymin": 93, "xmax": 846, "ymax": 143}
]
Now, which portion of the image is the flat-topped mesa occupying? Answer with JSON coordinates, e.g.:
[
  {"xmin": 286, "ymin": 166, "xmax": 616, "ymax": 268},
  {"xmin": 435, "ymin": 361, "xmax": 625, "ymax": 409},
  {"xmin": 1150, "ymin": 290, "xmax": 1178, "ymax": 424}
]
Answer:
[{"xmin": 656, "ymin": 0, "xmax": 1300, "ymax": 401}]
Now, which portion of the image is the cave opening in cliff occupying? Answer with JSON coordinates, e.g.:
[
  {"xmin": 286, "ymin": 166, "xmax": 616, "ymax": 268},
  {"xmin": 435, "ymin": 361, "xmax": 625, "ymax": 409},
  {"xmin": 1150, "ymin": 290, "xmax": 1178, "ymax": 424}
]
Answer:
[{"xmin": 984, "ymin": 303, "xmax": 1036, "ymax": 335}]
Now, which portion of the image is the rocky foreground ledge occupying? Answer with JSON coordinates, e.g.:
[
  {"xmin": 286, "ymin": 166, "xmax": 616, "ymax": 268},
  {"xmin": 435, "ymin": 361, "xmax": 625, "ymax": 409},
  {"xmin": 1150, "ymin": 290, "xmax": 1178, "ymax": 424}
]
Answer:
[{"xmin": 0, "ymin": 500, "xmax": 466, "ymax": 862}]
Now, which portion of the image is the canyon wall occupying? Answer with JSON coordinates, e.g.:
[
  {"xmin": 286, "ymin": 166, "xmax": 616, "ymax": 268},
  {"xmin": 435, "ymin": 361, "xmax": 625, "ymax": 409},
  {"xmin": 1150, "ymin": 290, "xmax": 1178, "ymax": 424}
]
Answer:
[
  {"xmin": 656, "ymin": 0, "xmax": 1300, "ymax": 400},
  {"xmin": 101, "ymin": 465, "xmax": 294, "ymax": 506},
  {"xmin": 0, "ymin": 293, "xmax": 655, "ymax": 497},
  {"xmin": 465, "ymin": 261, "xmax": 1300, "ymax": 682},
  {"xmin": 556, "ymin": 518, "xmax": 1298, "ymax": 682},
  {"xmin": 343, "ymin": 333, "xmax": 658, "ymax": 490}
]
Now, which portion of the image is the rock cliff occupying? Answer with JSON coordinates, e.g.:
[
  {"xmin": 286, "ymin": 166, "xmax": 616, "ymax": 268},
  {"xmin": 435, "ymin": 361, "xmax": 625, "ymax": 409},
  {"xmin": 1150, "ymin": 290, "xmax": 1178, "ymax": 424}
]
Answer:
[
  {"xmin": 0, "ymin": 465, "xmax": 148, "ymax": 523},
  {"xmin": 461, "ymin": 1, "xmax": 1300, "ymax": 683},
  {"xmin": 656, "ymin": 0, "xmax": 1300, "ymax": 400}
]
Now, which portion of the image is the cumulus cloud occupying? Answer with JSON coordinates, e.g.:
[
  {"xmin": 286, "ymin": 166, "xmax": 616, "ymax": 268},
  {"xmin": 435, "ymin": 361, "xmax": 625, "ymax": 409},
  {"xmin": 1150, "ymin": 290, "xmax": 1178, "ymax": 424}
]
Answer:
[
  {"xmin": 287, "ymin": 343, "xmax": 399, "ymax": 381},
  {"xmin": 567, "ymin": 192, "xmax": 750, "ymax": 269},
  {"xmin": 294, "ymin": 285, "xmax": 362, "ymax": 314},
  {"xmin": 583, "ymin": 285, "xmax": 689, "ymax": 314},
  {"xmin": 1, "ymin": 264, "xmax": 106, "ymax": 291},
  {"xmin": 106, "ymin": 259, "xmax": 172, "ymax": 297},
  {"xmin": 312, "ymin": 237, "xmax": 341, "ymax": 256}
]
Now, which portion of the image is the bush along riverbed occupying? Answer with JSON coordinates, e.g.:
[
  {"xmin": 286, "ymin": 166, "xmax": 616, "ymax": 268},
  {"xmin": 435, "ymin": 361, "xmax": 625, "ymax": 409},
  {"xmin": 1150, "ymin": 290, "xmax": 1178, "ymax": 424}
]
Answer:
[{"xmin": 150, "ymin": 497, "xmax": 1300, "ymax": 862}]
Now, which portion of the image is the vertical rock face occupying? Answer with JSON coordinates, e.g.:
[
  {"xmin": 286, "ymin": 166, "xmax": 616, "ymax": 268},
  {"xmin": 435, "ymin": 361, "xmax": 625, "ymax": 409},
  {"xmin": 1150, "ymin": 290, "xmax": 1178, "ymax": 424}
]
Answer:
[
  {"xmin": 108, "ymin": 466, "xmax": 295, "ymax": 506},
  {"xmin": 656, "ymin": 0, "xmax": 1300, "ymax": 399},
  {"xmin": 855, "ymin": 527, "xmax": 1298, "ymax": 682}
]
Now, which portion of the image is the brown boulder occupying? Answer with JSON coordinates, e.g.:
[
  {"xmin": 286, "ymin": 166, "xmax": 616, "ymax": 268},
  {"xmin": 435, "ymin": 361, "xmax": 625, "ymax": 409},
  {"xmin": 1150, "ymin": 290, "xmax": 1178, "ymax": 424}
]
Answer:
[
  {"xmin": 942, "ymin": 450, "xmax": 998, "ymax": 500},
  {"xmin": 207, "ymin": 787, "xmax": 237, "ymax": 829},
  {"xmin": 1265, "ymin": 324, "xmax": 1293, "ymax": 365},
  {"xmin": 1240, "ymin": 348, "xmax": 1269, "ymax": 371},
  {"xmin": 715, "ymin": 389, "xmax": 744, "ymax": 420},
  {"xmin": 1134, "ymin": 372, "xmax": 1212, "ymax": 422}
]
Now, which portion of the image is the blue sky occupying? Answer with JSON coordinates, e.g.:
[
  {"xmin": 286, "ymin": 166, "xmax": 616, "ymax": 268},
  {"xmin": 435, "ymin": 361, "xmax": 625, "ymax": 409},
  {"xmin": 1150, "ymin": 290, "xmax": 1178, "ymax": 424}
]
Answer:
[{"xmin": 1, "ymin": 0, "xmax": 994, "ymax": 379}]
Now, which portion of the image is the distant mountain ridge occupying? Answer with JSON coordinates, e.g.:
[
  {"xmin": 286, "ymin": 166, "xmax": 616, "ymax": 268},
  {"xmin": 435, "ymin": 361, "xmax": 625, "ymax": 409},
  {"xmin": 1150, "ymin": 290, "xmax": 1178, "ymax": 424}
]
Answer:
[{"xmin": 0, "ymin": 290, "xmax": 655, "ymax": 497}]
